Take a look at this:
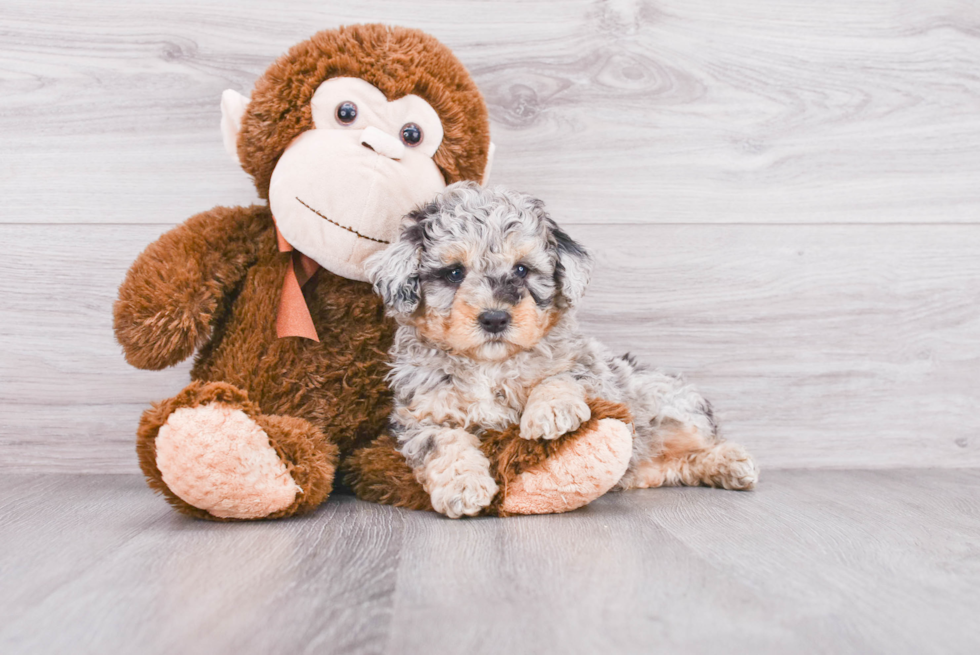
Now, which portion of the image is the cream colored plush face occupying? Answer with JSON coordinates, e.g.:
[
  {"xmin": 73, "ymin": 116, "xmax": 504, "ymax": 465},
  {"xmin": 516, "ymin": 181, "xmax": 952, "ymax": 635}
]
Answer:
[{"xmin": 225, "ymin": 78, "xmax": 449, "ymax": 281}]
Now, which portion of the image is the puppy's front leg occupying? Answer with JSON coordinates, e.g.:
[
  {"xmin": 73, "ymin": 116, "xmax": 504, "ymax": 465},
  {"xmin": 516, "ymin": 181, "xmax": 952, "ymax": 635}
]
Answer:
[
  {"xmin": 400, "ymin": 425, "xmax": 498, "ymax": 518},
  {"xmin": 520, "ymin": 375, "xmax": 592, "ymax": 440}
]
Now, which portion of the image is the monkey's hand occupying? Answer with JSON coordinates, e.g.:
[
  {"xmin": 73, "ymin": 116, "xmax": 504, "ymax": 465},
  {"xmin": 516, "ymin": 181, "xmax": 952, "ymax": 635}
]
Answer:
[
  {"xmin": 113, "ymin": 205, "xmax": 268, "ymax": 370},
  {"xmin": 520, "ymin": 376, "xmax": 591, "ymax": 441}
]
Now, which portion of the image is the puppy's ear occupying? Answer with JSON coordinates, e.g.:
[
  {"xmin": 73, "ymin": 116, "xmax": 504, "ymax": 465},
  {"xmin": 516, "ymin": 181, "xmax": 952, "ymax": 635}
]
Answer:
[
  {"xmin": 367, "ymin": 212, "xmax": 426, "ymax": 316},
  {"xmin": 550, "ymin": 221, "xmax": 594, "ymax": 306}
]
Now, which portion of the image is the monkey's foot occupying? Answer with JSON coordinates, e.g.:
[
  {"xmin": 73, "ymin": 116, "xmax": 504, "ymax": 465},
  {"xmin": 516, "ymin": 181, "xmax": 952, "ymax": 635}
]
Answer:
[
  {"xmin": 346, "ymin": 399, "xmax": 634, "ymax": 517},
  {"xmin": 498, "ymin": 417, "xmax": 632, "ymax": 515},
  {"xmin": 138, "ymin": 382, "xmax": 338, "ymax": 521}
]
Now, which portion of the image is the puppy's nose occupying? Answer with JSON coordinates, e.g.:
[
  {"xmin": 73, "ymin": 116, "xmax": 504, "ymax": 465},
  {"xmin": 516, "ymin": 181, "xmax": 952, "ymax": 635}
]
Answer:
[{"xmin": 478, "ymin": 310, "xmax": 511, "ymax": 334}]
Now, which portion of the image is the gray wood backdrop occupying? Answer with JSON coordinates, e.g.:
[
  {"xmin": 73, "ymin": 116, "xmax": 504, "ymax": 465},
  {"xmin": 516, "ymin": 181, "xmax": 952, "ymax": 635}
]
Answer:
[{"xmin": 1, "ymin": 0, "xmax": 978, "ymax": 473}]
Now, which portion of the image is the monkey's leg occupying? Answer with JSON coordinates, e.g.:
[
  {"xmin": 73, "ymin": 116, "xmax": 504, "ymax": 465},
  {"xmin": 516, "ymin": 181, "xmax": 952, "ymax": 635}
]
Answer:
[
  {"xmin": 346, "ymin": 399, "xmax": 634, "ymax": 516},
  {"xmin": 620, "ymin": 419, "xmax": 759, "ymax": 491},
  {"xmin": 137, "ymin": 381, "xmax": 338, "ymax": 520},
  {"xmin": 493, "ymin": 414, "xmax": 633, "ymax": 516}
]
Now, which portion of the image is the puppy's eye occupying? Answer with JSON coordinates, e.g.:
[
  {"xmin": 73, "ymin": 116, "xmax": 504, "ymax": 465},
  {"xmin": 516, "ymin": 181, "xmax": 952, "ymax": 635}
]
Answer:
[
  {"xmin": 401, "ymin": 123, "xmax": 423, "ymax": 146},
  {"xmin": 445, "ymin": 266, "xmax": 465, "ymax": 284},
  {"xmin": 336, "ymin": 101, "xmax": 357, "ymax": 125},
  {"xmin": 514, "ymin": 264, "xmax": 528, "ymax": 279}
]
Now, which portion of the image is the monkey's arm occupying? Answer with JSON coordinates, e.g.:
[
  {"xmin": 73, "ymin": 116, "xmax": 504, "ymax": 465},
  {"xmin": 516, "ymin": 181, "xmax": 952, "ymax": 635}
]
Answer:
[{"xmin": 114, "ymin": 205, "xmax": 271, "ymax": 370}]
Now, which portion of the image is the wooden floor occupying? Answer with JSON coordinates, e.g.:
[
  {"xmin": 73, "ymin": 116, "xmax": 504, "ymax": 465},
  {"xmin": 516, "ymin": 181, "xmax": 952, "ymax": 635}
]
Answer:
[{"xmin": 1, "ymin": 470, "xmax": 978, "ymax": 654}]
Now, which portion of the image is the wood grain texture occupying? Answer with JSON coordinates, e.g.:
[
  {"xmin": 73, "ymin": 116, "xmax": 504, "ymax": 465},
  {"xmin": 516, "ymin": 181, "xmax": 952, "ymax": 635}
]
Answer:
[
  {"xmin": 0, "ymin": 0, "xmax": 978, "ymax": 225},
  {"xmin": 0, "ymin": 475, "xmax": 403, "ymax": 655},
  {"xmin": 2, "ymin": 4, "xmax": 977, "ymax": 650},
  {"xmin": 1, "ymin": 470, "xmax": 978, "ymax": 654},
  {"xmin": 1, "ymin": 2, "xmax": 979, "ymax": 472},
  {"xmin": 1, "ymin": 223, "xmax": 976, "ymax": 472},
  {"xmin": 576, "ymin": 222, "xmax": 980, "ymax": 468}
]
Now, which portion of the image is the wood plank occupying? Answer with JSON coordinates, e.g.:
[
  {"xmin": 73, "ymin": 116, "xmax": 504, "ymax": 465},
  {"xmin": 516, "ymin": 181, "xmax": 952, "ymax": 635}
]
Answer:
[
  {"xmin": 1, "ymin": 470, "xmax": 978, "ymax": 654},
  {"xmin": 0, "ymin": 223, "xmax": 977, "ymax": 472},
  {"xmin": 388, "ymin": 487, "xmax": 789, "ymax": 654},
  {"xmin": 0, "ymin": 475, "xmax": 403, "ymax": 655},
  {"xmin": 0, "ymin": 404, "xmax": 153, "ymax": 474},
  {"xmin": 621, "ymin": 468, "xmax": 980, "ymax": 654},
  {"xmin": 574, "ymin": 222, "xmax": 980, "ymax": 469},
  {"xmin": 1, "ymin": 0, "xmax": 978, "ymax": 225},
  {"xmin": 388, "ymin": 469, "xmax": 980, "ymax": 654},
  {"xmin": 0, "ymin": 475, "xmax": 174, "ymax": 625},
  {"xmin": 0, "ymin": 222, "xmax": 191, "ymax": 403}
]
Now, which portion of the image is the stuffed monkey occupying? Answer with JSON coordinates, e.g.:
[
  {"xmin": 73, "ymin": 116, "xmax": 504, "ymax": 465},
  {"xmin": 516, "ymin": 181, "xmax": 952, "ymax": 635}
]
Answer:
[{"xmin": 114, "ymin": 24, "xmax": 634, "ymax": 520}]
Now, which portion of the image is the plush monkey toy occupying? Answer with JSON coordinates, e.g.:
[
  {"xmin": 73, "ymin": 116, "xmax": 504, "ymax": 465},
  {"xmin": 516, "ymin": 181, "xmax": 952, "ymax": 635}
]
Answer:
[{"xmin": 114, "ymin": 24, "xmax": 634, "ymax": 520}]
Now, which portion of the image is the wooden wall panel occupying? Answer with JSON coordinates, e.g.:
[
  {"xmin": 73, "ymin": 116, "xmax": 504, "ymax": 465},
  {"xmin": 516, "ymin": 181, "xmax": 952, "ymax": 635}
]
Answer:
[
  {"xmin": 1, "ymin": 223, "xmax": 976, "ymax": 472},
  {"xmin": 1, "ymin": 0, "xmax": 978, "ymax": 225},
  {"xmin": 1, "ymin": 1, "xmax": 978, "ymax": 472}
]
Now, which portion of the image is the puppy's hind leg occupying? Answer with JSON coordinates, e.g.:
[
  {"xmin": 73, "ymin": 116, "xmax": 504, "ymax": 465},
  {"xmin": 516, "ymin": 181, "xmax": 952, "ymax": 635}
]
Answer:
[
  {"xmin": 614, "ymin": 368, "xmax": 759, "ymax": 491},
  {"xmin": 622, "ymin": 419, "xmax": 759, "ymax": 491}
]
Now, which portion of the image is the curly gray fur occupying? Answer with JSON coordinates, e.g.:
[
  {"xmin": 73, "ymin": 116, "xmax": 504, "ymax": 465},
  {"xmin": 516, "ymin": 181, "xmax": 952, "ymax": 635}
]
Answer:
[{"xmin": 366, "ymin": 182, "xmax": 759, "ymax": 516}]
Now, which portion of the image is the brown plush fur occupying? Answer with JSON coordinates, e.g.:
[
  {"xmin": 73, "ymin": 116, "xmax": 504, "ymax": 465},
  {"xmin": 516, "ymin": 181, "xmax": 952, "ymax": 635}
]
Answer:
[
  {"xmin": 114, "ymin": 205, "xmax": 270, "ymax": 371},
  {"xmin": 116, "ymin": 204, "xmax": 396, "ymax": 461},
  {"xmin": 343, "ymin": 434, "xmax": 435, "ymax": 512},
  {"xmin": 346, "ymin": 398, "xmax": 634, "ymax": 517},
  {"xmin": 115, "ymin": 25, "xmax": 617, "ymax": 521},
  {"xmin": 115, "ymin": 26, "xmax": 493, "ymax": 520},
  {"xmin": 239, "ymin": 24, "xmax": 491, "ymax": 199}
]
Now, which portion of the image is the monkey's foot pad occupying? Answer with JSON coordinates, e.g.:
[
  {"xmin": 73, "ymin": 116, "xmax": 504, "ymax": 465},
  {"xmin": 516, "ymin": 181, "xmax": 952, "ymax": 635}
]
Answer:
[
  {"xmin": 499, "ymin": 418, "xmax": 632, "ymax": 515},
  {"xmin": 155, "ymin": 403, "xmax": 301, "ymax": 519}
]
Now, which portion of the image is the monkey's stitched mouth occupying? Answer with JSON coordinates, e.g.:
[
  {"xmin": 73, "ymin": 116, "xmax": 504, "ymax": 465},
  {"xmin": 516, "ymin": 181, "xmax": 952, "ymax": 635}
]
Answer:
[{"xmin": 295, "ymin": 197, "xmax": 390, "ymax": 244}]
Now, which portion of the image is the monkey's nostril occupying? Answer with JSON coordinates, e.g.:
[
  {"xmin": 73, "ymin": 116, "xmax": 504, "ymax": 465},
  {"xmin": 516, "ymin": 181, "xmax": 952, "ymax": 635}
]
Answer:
[
  {"xmin": 478, "ymin": 310, "xmax": 511, "ymax": 334},
  {"xmin": 360, "ymin": 126, "xmax": 405, "ymax": 160}
]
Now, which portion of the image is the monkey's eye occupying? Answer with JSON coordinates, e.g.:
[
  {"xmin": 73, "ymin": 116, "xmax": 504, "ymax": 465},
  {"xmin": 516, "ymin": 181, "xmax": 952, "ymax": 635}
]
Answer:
[
  {"xmin": 335, "ymin": 101, "xmax": 357, "ymax": 125},
  {"xmin": 400, "ymin": 123, "xmax": 423, "ymax": 146},
  {"xmin": 514, "ymin": 264, "xmax": 529, "ymax": 279},
  {"xmin": 444, "ymin": 266, "xmax": 465, "ymax": 284}
]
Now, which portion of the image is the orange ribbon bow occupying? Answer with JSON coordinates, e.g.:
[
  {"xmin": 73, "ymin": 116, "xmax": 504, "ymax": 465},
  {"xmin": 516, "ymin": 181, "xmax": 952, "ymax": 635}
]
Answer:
[{"xmin": 275, "ymin": 225, "xmax": 321, "ymax": 342}]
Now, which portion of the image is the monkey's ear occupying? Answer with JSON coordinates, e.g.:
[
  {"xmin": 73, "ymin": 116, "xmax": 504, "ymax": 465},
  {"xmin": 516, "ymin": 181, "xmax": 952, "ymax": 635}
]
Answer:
[
  {"xmin": 481, "ymin": 142, "xmax": 496, "ymax": 186},
  {"xmin": 367, "ymin": 220, "xmax": 425, "ymax": 317},
  {"xmin": 220, "ymin": 89, "xmax": 250, "ymax": 164},
  {"xmin": 551, "ymin": 222, "xmax": 594, "ymax": 306}
]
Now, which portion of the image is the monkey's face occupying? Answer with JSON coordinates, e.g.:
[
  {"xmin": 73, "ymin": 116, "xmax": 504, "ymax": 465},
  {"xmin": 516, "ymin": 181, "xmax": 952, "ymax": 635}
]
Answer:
[
  {"xmin": 223, "ymin": 26, "xmax": 493, "ymax": 282},
  {"xmin": 369, "ymin": 183, "xmax": 594, "ymax": 362},
  {"xmin": 267, "ymin": 78, "xmax": 447, "ymax": 281}
]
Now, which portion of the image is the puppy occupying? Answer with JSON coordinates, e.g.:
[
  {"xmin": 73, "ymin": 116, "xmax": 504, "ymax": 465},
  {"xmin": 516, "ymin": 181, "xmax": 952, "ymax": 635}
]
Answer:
[{"xmin": 367, "ymin": 182, "xmax": 759, "ymax": 518}]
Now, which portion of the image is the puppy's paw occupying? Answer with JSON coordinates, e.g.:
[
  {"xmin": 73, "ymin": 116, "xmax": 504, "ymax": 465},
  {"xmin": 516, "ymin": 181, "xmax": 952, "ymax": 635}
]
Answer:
[
  {"xmin": 429, "ymin": 469, "xmax": 498, "ymax": 519},
  {"xmin": 705, "ymin": 442, "xmax": 760, "ymax": 491},
  {"xmin": 520, "ymin": 395, "xmax": 592, "ymax": 441},
  {"xmin": 416, "ymin": 429, "xmax": 498, "ymax": 518}
]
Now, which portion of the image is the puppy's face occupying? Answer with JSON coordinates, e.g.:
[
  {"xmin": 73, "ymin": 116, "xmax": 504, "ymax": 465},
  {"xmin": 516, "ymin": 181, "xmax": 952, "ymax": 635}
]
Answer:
[{"xmin": 369, "ymin": 182, "xmax": 594, "ymax": 361}]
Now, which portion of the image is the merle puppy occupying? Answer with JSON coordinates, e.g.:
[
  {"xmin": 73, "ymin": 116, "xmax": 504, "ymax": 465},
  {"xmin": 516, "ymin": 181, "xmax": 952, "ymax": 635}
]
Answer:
[{"xmin": 367, "ymin": 182, "xmax": 758, "ymax": 518}]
